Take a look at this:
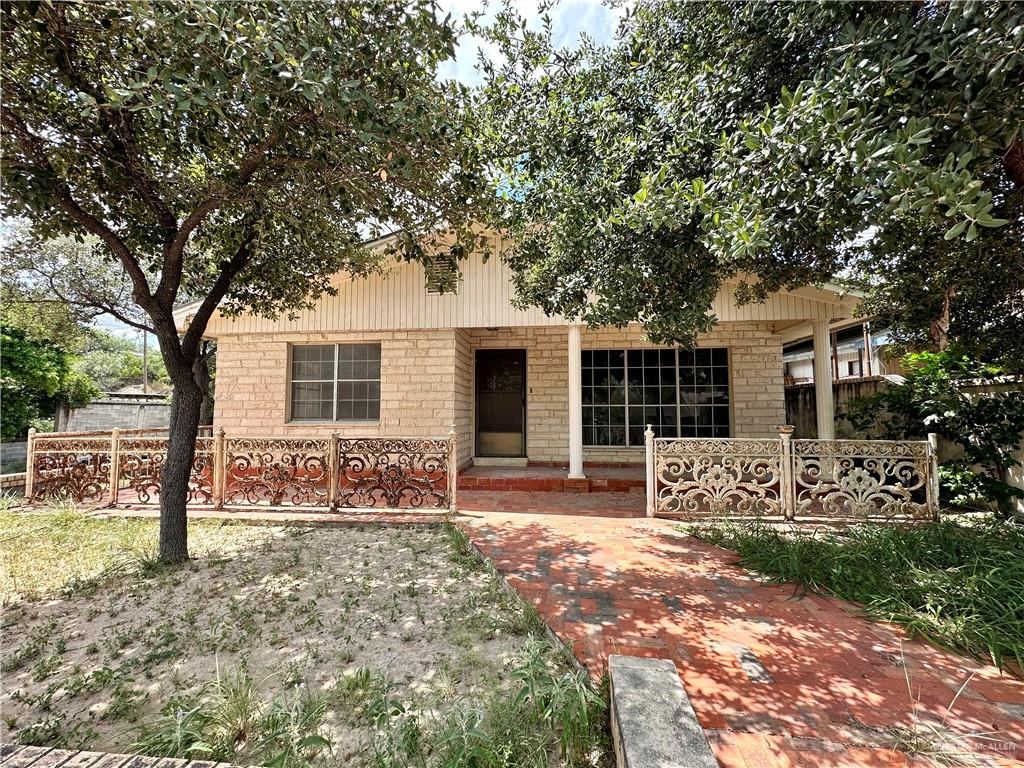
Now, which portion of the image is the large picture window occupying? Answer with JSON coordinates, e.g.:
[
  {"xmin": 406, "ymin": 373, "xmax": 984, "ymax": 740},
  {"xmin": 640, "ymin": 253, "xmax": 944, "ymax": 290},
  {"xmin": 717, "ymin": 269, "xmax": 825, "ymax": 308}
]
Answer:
[
  {"xmin": 290, "ymin": 343, "xmax": 381, "ymax": 422},
  {"xmin": 581, "ymin": 348, "xmax": 729, "ymax": 446}
]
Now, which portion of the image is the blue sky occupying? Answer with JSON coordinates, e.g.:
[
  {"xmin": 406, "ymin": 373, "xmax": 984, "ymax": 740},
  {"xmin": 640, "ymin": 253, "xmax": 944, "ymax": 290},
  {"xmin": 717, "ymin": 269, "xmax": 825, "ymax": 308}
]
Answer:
[{"xmin": 437, "ymin": 0, "xmax": 625, "ymax": 85}]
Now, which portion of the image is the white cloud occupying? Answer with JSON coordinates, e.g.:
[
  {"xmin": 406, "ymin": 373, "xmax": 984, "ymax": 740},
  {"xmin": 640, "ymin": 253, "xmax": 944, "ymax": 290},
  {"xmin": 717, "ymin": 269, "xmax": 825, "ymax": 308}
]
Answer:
[{"xmin": 436, "ymin": 0, "xmax": 627, "ymax": 86}]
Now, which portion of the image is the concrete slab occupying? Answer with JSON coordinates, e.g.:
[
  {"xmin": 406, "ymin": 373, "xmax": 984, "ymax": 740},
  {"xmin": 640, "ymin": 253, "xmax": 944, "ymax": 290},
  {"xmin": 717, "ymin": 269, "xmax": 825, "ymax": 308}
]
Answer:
[{"xmin": 609, "ymin": 654, "xmax": 718, "ymax": 768}]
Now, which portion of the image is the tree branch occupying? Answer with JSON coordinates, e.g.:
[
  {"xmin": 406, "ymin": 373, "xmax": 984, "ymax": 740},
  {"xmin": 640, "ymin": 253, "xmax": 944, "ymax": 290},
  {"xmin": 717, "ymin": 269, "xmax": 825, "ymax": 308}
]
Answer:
[
  {"xmin": 47, "ymin": 4, "xmax": 179, "ymax": 236},
  {"xmin": 180, "ymin": 230, "xmax": 256, "ymax": 359},
  {"xmin": 155, "ymin": 109, "xmax": 319, "ymax": 305}
]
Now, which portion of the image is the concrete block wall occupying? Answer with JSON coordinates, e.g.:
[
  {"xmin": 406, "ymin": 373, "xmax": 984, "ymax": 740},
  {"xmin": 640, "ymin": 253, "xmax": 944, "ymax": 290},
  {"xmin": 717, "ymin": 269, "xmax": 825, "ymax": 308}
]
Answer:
[
  {"xmin": 213, "ymin": 322, "xmax": 786, "ymax": 463},
  {"xmin": 64, "ymin": 398, "xmax": 171, "ymax": 432}
]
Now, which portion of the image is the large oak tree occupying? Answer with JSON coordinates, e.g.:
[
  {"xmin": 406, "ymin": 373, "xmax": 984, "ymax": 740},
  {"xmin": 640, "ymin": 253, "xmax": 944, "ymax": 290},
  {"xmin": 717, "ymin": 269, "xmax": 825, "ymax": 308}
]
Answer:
[
  {"xmin": 2, "ymin": 1, "xmax": 486, "ymax": 561},
  {"xmin": 477, "ymin": 1, "xmax": 1024, "ymax": 362}
]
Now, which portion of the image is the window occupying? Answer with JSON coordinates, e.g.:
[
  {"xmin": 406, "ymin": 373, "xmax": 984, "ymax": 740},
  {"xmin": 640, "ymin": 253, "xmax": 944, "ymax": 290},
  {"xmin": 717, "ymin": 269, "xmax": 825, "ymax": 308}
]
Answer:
[
  {"xmin": 847, "ymin": 359, "xmax": 862, "ymax": 377},
  {"xmin": 582, "ymin": 348, "xmax": 729, "ymax": 446},
  {"xmin": 290, "ymin": 343, "xmax": 381, "ymax": 421}
]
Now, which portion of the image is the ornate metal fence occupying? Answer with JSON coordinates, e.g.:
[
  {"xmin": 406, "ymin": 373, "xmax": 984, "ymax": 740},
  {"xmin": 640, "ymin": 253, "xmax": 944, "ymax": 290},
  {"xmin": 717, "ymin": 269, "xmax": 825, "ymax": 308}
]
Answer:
[
  {"xmin": 646, "ymin": 426, "xmax": 938, "ymax": 522},
  {"xmin": 26, "ymin": 427, "xmax": 456, "ymax": 512},
  {"xmin": 652, "ymin": 438, "xmax": 785, "ymax": 518}
]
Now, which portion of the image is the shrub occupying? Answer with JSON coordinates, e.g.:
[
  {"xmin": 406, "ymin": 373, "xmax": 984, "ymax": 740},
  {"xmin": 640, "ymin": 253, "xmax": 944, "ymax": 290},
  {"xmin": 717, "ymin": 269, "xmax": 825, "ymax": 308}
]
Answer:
[{"xmin": 841, "ymin": 349, "xmax": 1024, "ymax": 518}]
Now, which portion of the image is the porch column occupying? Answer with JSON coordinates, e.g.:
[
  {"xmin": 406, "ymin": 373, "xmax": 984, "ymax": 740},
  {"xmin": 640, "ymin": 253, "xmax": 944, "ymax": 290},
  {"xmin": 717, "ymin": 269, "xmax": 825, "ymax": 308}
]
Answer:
[
  {"xmin": 567, "ymin": 324, "xmax": 585, "ymax": 479},
  {"xmin": 812, "ymin": 319, "xmax": 835, "ymax": 439}
]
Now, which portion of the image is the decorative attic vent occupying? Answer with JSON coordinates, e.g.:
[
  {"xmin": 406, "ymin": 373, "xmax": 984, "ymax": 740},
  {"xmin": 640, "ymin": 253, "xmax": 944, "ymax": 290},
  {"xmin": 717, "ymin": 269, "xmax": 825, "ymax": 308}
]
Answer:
[{"xmin": 424, "ymin": 253, "xmax": 460, "ymax": 294}]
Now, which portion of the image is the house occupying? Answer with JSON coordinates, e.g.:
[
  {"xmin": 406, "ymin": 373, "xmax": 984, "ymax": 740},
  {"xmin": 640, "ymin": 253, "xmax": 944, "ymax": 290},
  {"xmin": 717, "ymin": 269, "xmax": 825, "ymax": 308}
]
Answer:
[
  {"xmin": 173, "ymin": 233, "xmax": 861, "ymax": 481},
  {"xmin": 782, "ymin": 321, "xmax": 892, "ymax": 383}
]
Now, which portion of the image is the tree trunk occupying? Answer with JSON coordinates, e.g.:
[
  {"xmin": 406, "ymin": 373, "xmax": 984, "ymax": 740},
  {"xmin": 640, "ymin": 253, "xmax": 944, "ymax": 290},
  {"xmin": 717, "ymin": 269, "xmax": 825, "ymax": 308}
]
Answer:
[{"xmin": 159, "ymin": 375, "xmax": 203, "ymax": 562}]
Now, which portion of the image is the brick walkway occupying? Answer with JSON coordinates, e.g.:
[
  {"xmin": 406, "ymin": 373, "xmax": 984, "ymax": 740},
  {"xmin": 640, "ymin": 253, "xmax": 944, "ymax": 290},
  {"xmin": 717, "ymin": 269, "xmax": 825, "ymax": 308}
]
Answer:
[{"xmin": 457, "ymin": 507, "xmax": 1024, "ymax": 768}]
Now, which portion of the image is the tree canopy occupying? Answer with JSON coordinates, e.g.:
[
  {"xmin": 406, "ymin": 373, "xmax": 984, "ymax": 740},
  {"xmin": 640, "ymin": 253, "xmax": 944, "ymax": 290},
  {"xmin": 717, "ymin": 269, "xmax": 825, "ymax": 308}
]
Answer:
[
  {"xmin": 1, "ymin": 0, "xmax": 486, "ymax": 560},
  {"xmin": 0, "ymin": 324, "xmax": 98, "ymax": 440},
  {"xmin": 477, "ymin": 1, "xmax": 1024, "ymax": 358}
]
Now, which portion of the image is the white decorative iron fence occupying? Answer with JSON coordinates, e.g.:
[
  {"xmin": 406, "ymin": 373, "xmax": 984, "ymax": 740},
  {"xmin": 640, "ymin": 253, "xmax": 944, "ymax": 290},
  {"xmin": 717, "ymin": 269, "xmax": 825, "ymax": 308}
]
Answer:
[
  {"xmin": 26, "ymin": 427, "xmax": 456, "ymax": 512},
  {"xmin": 646, "ymin": 425, "xmax": 939, "ymax": 521}
]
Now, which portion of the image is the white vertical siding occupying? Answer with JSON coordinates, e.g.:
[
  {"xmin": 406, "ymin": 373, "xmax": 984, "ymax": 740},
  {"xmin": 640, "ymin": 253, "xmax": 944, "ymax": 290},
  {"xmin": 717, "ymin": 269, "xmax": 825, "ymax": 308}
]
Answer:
[{"xmin": 197, "ymin": 254, "xmax": 849, "ymax": 337}]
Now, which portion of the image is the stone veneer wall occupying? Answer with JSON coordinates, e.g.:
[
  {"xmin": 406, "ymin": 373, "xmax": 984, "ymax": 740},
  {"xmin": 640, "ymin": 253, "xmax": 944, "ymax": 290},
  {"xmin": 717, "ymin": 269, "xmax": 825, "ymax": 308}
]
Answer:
[
  {"xmin": 214, "ymin": 330, "xmax": 460, "ymax": 439},
  {"xmin": 457, "ymin": 323, "xmax": 785, "ymax": 464},
  {"xmin": 214, "ymin": 322, "xmax": 785, "ymax": 464}
]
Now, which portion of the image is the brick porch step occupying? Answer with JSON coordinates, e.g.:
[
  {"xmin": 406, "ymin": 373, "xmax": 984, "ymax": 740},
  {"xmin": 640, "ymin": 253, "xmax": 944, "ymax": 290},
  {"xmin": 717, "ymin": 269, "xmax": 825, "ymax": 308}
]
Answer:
[{"xmin": 457, "ymin": 466, "xmax": 646, "ymax": 494}]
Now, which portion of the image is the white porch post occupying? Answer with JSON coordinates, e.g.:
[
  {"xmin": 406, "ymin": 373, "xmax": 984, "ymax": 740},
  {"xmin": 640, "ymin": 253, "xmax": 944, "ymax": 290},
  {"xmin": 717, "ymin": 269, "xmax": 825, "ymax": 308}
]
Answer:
[
  {"xmin": 567, "ymin": 324, "xmax": 585, "ymax": 479},
  {"xmin": 812, "ymin": 319, "xmax": 835, "ymax": 439}
]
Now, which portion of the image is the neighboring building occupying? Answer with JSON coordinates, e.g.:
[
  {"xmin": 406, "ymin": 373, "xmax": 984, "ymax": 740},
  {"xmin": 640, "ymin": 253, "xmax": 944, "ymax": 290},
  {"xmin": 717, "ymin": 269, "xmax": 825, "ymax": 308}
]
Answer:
[
  {"xmin": 783, "ymin": 322, "xmax": 891, "ymax": 384},
  {"xmin": 174, "ymin": 235, "xmax": 860, "ymax": 477}
]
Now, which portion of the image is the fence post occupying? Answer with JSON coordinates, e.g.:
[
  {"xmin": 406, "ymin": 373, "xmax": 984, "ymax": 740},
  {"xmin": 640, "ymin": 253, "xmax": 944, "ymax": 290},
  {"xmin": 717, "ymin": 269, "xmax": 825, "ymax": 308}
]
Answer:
[
  {"xmin": 777, "ymin": 425, "xmax": 795, "ymax": 520},
  {"xmin": 213, "ymin": 428, "xmax": 225, "ymax": 509},
  {"xmin": 328, "ymin": 432, "xmax": 339, "ymax": 510},
  {"xmin": 926, "ymin": 432, "xmax": 940, "ymax": 519},
  {"xmin": 645, "ymin": 425, "xmax": 656, "ymax": 517},
  {"xmin": 107, "ymin": 428, "xmax": 121, "ymax": 506},
  {"xmin": 25, "ymin": 427, "xmax": 36, "ymax": 500},
  {"xmin": 448, "ymin": 424, "xmax": 458, "ymax": 513}
]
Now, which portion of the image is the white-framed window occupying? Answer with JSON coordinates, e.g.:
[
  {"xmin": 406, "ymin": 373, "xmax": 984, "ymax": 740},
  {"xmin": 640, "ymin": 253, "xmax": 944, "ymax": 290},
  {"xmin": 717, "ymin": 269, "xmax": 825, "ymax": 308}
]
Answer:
[
  {"xmin": 582, "ymin": 348, "xmax": 730, "ymax": 446},
  {"xmin": 289, "ymin": 343, "xmax": 381, "ymax": 422}
]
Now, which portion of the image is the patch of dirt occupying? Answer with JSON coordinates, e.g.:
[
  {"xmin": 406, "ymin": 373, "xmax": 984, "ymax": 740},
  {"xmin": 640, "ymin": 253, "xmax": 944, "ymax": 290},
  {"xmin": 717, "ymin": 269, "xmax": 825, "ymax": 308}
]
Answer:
[{"xmin": 0, "ymin": 523, "xmax": 531, "ymax": 762}]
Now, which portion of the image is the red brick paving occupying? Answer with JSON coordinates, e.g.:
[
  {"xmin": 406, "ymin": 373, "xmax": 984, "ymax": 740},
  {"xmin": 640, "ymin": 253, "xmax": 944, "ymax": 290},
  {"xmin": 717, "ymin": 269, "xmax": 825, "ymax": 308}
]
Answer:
[{"xmin": 456, "ymin": 504, "xmax": 1024, "ymax": 768}]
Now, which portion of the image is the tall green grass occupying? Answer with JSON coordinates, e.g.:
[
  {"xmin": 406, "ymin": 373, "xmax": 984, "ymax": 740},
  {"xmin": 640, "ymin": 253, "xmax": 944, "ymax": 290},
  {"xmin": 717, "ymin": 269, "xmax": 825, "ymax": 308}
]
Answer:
[{"xmin": 693, "ymin": 520, "xmax": 1024, "ymax": 674}]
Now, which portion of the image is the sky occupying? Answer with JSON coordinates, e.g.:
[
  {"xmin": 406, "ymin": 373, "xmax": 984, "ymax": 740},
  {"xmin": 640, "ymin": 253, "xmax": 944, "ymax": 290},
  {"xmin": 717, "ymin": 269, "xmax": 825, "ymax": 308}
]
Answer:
[{"xmin": 437, "ymin": 0, "xmax": 625, "ymax": 85}]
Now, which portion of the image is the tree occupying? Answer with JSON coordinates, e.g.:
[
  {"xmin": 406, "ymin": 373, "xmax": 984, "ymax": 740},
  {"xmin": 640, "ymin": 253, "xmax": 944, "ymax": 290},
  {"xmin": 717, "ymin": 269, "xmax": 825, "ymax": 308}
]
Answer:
[
  {"xmin": 0, "ymin": 324, "xmax": 99, "ymax": 440},
  {"xmin": 1, "ymin": 219, "xmax": 149, "ymax": 333},
  {"xmin": 2, "ymin": 2, "xmax": 485, "ymax": 561},
  {"xmin": 476, "ymin": 2, "xmax": 1024, "ymax": 353},
  {"xmin": 75, "ymin": 330, "xmax": 171, "ymax": 393}
]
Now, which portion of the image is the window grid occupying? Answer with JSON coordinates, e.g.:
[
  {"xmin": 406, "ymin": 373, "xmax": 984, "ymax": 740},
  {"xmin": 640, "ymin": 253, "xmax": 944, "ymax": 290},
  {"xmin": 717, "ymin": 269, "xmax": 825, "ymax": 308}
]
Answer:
[
  {"xmin": 582, "ymin": 348, "xmax": 729, "ymax": 447},
  {"xmin": 290, "ymin": 343, "xmax": 381, "ymax": 422}
]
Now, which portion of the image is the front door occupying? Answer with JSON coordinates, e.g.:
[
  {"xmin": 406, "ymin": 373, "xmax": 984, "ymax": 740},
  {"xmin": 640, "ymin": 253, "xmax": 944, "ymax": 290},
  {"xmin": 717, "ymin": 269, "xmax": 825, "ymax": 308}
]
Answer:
[{"xmin": 475, "ymin": 349, "xmax": 526, "ymax": 457}]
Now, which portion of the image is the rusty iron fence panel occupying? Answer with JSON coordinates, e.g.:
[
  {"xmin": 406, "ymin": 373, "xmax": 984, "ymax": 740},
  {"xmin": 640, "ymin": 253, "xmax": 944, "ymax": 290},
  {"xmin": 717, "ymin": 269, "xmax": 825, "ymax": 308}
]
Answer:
[
  {"xmin": 336, "ymin": 437, "xmax": 451, "ymax": 509},
  {"xmin": 647, "ymin": 426, "xmax": 938, "ymax": 522},
  {"xmin": 117, "ymin": 436, "xmax": 215, "ymax": 506},
  {"xmin": 222, "ymin": 437, "xmax": 331, "ymax": 507},
  {"xmin": 28, "ymin": 434, "xmax": 113, "ymax": 504},
  {"xmin": 25, "ymin": 427, "xmax": 457, "ymax": 513}
]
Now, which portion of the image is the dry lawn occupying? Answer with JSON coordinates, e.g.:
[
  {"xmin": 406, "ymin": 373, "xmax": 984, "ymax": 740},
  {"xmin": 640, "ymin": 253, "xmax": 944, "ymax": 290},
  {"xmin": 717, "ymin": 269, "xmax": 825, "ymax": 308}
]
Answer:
[{"xmin": 0, "ymin": 504, "xmax": 608, "ymax": 767}]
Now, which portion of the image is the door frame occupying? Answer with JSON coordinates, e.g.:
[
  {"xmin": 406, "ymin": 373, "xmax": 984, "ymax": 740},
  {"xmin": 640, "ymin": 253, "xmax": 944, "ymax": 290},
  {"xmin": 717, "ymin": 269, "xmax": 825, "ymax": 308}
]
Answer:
[{"xmin": 474, "ymin": 348, "xmax": 527, "ymax": 458}]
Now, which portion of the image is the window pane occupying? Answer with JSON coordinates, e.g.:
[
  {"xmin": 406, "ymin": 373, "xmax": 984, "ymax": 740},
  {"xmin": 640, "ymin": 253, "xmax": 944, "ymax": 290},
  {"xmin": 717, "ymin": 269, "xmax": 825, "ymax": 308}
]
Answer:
[
  {"xmin": 292, "ymin": 344, "xmax": 334, "ymax": 381},
  {"xmin": 336, "ymin": 400, "xmax": 353, "ymax": 420},
  {"xmin": 292, "ymin": 343, "xmax": 381, "ymax": 422}
]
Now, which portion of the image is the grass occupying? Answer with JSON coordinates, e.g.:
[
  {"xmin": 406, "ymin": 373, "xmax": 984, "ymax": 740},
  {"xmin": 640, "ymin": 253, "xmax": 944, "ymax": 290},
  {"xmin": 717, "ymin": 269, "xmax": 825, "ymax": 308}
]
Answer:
[
  {"xmin": 0, "ymin": 500, "xmax": 269, "ymax": 603},
  {"xmin": 1, "ymin": 504, "xmax": 610, "ymax": 767},
  {"xmin": 690, "ymin": 519, "xmax": 1024, "ymax": 674}
]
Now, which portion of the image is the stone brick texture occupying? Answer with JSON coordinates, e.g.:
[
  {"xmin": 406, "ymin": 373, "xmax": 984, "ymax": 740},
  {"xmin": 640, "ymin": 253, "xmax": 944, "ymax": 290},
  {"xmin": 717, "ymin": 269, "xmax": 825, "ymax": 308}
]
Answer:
[{"xmin": 213, "ymin": 322, "xmax": 786, "ymax": 464}]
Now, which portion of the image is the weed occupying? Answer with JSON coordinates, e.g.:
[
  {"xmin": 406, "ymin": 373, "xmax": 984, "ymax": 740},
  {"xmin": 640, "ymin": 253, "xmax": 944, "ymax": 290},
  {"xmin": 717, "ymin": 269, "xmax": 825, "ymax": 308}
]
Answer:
[{"xmin": 14, "ymin": 714, "xmax": 97, "ymax": 750}]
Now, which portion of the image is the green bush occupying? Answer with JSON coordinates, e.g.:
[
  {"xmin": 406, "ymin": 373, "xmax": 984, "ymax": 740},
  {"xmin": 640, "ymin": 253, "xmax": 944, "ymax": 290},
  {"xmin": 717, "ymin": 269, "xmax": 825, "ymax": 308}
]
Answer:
[
  {"xmin": 841, "ymin": 349, "xmax": 1024, "ymax": 518},
  {"xmin": 694, "ymin": 520, "xmax": 1024, "ymax": 674}
]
